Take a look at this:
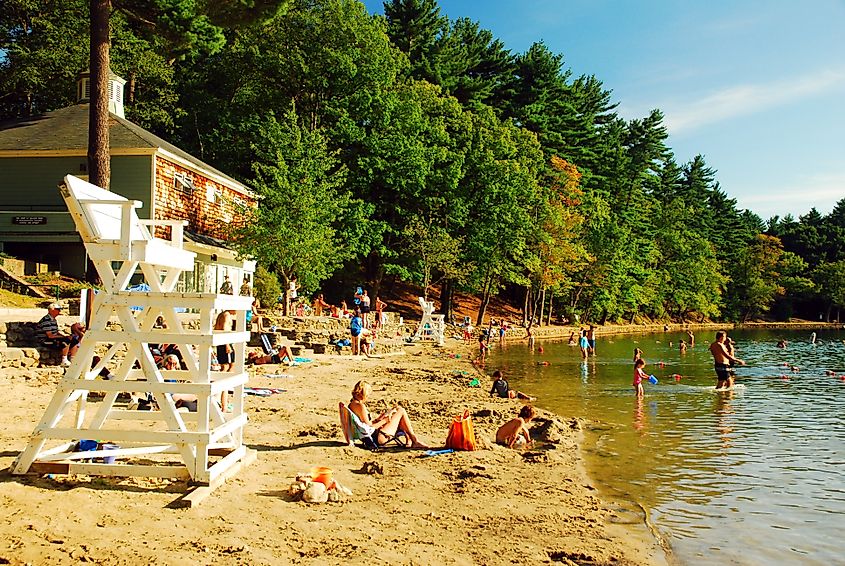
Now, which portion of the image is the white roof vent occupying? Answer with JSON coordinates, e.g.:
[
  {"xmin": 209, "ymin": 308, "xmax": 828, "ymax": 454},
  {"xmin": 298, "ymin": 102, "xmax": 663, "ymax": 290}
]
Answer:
[{"xmin": 76, "ymin": 69, "xmax": 127, "ymax": 119}]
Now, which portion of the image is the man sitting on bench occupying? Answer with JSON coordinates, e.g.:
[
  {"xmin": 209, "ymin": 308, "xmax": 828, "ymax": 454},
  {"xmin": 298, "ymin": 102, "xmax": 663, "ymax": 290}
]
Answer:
[{"xmin": 37, "ymin": 303, "xmax": 76, "ymax": 367}]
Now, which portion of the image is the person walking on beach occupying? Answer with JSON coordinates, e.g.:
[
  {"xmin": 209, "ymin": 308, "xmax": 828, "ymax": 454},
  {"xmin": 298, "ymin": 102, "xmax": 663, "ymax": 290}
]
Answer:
[
  {"xmin": 710, "ymin": 331, "xmax": 745, "ymax": 389},
  {"xmin": 475, "ymin": 332, "xmax": 489, "ymax": 365}
]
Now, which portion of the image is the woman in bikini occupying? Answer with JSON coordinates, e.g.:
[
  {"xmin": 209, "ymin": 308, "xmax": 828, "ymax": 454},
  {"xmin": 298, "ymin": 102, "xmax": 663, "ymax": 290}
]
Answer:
[{"xmin": 348, "ymin": 381, "xmax": 429, "ymax": 449}]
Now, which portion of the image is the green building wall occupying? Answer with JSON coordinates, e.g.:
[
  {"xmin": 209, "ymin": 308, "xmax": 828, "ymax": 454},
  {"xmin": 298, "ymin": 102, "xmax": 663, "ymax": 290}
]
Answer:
[{"xmin": 0, "ymin": 154, "xmax": 153, "ymax": 278}]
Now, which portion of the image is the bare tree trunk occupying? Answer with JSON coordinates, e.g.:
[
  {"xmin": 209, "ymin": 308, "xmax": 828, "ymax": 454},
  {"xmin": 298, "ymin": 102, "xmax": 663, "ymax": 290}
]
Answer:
[
  {"xmin": 538, "ymin": 287, "xmax": 546, "ymax": 327},
  {"xmin": 89, "ymin": 0, "xmax": 111, "ymax": 189},
  {"xmin": 546, "ymin": 291, "xmax": 553, "ymax": 325},
  {"xmin": 441, "ymin": 279, "xmax": 454, "ymax": 322},
  {"xmin": 522, "ymin": 286, "xmax": 530, "ymax": 327},
  {"xmin": 371, "ymin": 264, "xmax": 384, "ymax": 304},
  {"xmin": 476, "ymin": 270, "xmax": 492, "ymax": 327}
]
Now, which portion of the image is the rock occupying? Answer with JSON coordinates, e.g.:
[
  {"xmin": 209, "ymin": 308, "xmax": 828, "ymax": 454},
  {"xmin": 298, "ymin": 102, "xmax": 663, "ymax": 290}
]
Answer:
[
  {"xmin": 288, "ymin": 480, "xmax": 308, "ymax": 500},
  {"xmin": 302, "ymin": 481, "xmax": 328, "ymax": 503},
  {"xmin": 359, "ymin": 461, "xmax": 384, "ymax": 475},
  {"xmin": 334, "ymin": 480, "xmax": 353, "ymax": 497}
]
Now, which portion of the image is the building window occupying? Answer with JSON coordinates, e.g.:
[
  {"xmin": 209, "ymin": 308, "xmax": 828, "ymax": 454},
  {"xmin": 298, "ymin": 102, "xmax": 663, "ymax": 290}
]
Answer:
[{"xmin": 174, "ymin": 171, "xmax": 194, "ymax": 195}]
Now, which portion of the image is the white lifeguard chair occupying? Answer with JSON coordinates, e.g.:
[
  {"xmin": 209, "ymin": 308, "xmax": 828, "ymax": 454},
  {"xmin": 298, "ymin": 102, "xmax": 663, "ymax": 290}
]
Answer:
[
  {"xmin": 12, "ymin": 175, "xmax": 253, "ymax": 497},
  {"xmin": 413, "ymin": 297, "xmax": 445, "ymax": 346}
]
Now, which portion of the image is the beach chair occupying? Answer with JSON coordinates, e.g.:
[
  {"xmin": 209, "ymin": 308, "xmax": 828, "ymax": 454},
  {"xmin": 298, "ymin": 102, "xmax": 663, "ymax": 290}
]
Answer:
[
  {"xmin": 338, "ymin": 402, "xmax": 406, "ymax": 450},
  {"xmin": 260, "ymin": 333, "xmax": 277, "ymax": 356}
]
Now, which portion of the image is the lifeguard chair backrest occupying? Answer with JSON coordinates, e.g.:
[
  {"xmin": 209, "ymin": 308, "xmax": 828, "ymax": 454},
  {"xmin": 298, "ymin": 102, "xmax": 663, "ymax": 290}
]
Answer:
[
  {"xmin": 418, "ymin": 296, "xmax": 434, "ymax": 314},
  {"xmin": 61, "ymin": 174, "xmax": 149, "ymax": 243}
]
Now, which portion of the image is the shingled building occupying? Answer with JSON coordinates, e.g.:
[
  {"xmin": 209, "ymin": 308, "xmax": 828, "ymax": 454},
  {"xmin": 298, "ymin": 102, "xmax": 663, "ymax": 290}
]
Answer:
[{"xmin": 0, "ymin": 71, "xmax": 255, "ymax": 292}]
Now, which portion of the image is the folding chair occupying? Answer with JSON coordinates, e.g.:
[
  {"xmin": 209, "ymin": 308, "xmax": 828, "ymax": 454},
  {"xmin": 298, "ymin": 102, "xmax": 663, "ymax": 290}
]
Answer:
[
  {"xmin": 260, "ymin": 333, "xmax": 277, "ymax": 355},
  {"xmin": 339, "ymin": 402, "xmax": 406, "ymax": 450}
]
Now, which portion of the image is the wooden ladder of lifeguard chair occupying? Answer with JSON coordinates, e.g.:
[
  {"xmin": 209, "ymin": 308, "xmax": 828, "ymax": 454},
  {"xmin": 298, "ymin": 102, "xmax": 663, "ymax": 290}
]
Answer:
[
  {"xmin": 11, "ymin": 175, "xmax": 254, "ymax": 504},
  {"xmin": 413, "ymin": 297, "xmax": 445, "ymax": 346}
]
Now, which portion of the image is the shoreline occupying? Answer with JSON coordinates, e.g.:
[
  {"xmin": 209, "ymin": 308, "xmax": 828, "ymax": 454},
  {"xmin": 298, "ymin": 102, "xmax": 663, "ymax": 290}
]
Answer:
[
  {"xmin": 0, "ymin": 339, "xmax": 667, "ymax": 565},
  {"xmin": 499, "ymin": 320, "xmax": 841, "ymax": 342}
]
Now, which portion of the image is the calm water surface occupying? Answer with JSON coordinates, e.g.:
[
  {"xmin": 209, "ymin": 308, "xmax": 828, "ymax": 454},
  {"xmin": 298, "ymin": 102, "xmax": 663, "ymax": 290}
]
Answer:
[{"xmin": 493, "ymin": 328, "xmax": 845, "ymax": 566}]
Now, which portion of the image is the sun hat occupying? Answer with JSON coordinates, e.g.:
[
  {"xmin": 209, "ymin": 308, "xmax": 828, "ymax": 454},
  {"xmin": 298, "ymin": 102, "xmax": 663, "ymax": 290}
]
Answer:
[{"xmin": 49, "ymin": 302, "xmax": 63, "ymax": 310}]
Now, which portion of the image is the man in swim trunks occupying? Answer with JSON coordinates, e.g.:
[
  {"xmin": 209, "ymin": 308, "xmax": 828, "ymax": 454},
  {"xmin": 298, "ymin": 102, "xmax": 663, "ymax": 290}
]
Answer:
[
  {"xmin": 586, "ymin": 325, "xmax": 597, "ymax": 355},
  {"xmin": 710, "ymin": 330, "xmax": 745, "ymax": 389}
]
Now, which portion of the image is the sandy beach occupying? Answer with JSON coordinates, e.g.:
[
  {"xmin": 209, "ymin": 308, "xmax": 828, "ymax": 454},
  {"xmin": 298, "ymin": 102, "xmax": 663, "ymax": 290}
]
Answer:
[{"xmin": 0, "ymin": 337, "xmax": 667, "ymax": 565}]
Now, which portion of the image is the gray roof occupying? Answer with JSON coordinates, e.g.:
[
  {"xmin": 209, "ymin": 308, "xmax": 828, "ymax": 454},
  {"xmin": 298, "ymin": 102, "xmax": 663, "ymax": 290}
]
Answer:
[{"xmin": 0, "ymin": 104, "xmax": 249, "ymax": 194}]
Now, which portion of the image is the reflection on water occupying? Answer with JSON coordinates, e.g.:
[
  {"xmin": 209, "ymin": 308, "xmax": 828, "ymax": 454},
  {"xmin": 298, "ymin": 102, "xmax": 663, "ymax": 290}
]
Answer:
[{"xmin": 492, "ymin": 328, "xmax": 845, "ymax": 566}]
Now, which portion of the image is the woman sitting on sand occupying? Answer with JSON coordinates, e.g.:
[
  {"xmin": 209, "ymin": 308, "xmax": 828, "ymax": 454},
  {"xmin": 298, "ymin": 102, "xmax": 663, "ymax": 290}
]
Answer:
[{"xmin": 348, "ymin": 380, "xmax": 429, "ymax": 449}]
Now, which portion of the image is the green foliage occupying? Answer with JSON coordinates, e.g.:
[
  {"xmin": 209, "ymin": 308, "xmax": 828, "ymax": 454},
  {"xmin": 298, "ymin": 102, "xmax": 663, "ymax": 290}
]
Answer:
[
  {"xmin": 253, "ymin": 264, "xmax": 281, "ymax": 307},
  {"xmin": 7, "ymin": 0, "xmax": 837, "ymax": 322},
  {"xmin": 229, "ymin": 109, "xmax": 351, "ymax": 293},
  {"xmin": 401, "ymin": 217, "xmax": 465, "ymax": 298}
]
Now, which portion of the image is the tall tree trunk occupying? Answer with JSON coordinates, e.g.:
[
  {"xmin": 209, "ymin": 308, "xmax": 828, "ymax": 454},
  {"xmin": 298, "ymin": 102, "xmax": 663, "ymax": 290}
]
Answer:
[
  {"xmin": 371, "ymin": 264, "xmax": 385, "ymax": 303},
  {"xmin": 89, "ymin": 0, "xmax": 111, "ymax": 189},
  {"xmin": 476, "ymin": 270, "xmax": 492, "ymax": 327},
  {"xmin": 522, "ymin": 286, "xmax": 530, "ymax": 327},
  {"xmin": 441, "ymin": 279, "xmax": 454, "ymax": 322},
  {"xmin": 546, "ymin": 291, "xmax": 553, "ymax": 326},
  {"xmin": 538, "ymin": 287, "xmax": 546, "ymax": 327}
]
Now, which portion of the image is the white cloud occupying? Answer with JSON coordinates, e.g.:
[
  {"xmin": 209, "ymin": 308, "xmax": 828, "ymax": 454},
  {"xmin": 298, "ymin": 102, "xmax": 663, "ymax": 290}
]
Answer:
[
  {"xmin": 662, "ymin": 68, "xmax": 845, "ymax": 135},
  {"xmin": 736, "ymin": 173, "xmax": 845, "ymax": 218}
]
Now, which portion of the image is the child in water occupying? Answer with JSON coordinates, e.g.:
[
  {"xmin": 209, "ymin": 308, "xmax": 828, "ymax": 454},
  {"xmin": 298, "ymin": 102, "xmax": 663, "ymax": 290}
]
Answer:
[
  {"xmin": 496, "ymin": 405, "xmax": 536, "ymax": 448},
  {"xmin": 633, "ymin": 358, "xmax": 649, "ymax": 398}
]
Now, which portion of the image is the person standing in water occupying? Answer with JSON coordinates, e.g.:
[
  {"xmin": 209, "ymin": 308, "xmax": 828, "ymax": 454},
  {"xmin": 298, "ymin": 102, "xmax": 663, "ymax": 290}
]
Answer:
[
  {"xmin": 579, "ymin": 329, "xmax": 590, "ymax": 358},
  {"xmin": 710, "ymin": 330, "xmax": 745, "ymax": 389},
  {"xmin": 586, "ymin": 325, "xmax": 597, "ymax": 356}
]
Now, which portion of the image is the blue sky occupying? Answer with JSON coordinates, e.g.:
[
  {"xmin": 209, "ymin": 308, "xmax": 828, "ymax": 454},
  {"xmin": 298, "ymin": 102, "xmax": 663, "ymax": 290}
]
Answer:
[{"xmin": 363, "ymin": 0, "xmax": 845, "ymax": 220}]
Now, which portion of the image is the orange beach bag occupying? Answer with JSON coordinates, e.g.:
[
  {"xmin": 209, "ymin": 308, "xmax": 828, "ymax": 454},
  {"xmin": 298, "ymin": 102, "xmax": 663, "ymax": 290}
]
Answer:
[{"xmin": 445, "ymin": 410, "xmax": 476, "ymax": 451}]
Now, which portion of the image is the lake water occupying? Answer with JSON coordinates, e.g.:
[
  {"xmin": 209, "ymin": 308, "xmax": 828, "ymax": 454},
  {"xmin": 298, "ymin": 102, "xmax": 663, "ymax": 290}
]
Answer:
[{"xmin": 493, "ymin": 328, "xmax": 845, "ymax": 566}]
